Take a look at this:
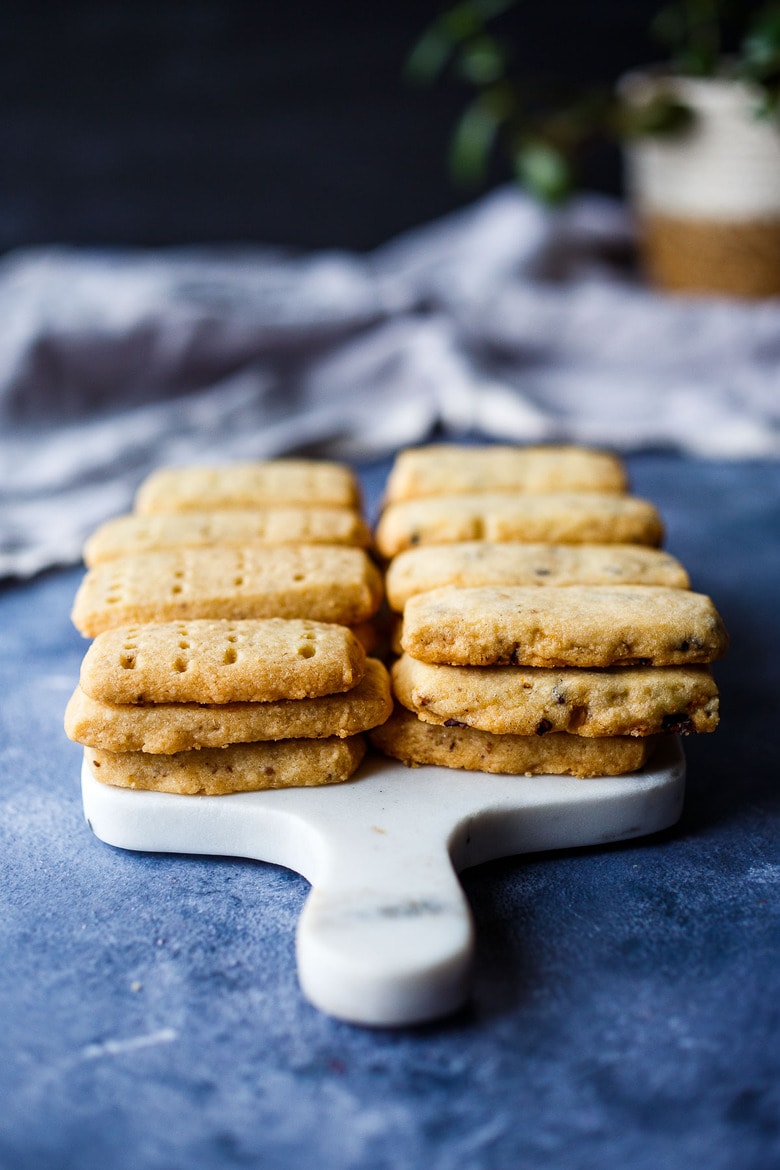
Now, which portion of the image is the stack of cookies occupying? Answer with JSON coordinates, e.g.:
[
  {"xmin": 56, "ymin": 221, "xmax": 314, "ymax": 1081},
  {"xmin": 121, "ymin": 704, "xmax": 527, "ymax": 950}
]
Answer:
[
  {"xmin": 66, "ymin": 459, "xmax": 392, "ymax": 795},
  {"xmin": 73, "ymin": 460, "xmax": 382, "ymax": 651},
  {"xmin": 371, "ymin": 444, "xmax": 728, "ymax": 777}
]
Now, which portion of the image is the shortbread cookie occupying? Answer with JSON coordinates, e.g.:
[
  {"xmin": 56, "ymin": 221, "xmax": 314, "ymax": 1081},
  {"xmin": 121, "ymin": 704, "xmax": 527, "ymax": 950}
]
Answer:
[
  {"xmin": 83, "ymin": 508, "xmax": 371, "ymax": 565},
  {"xmin": 370, "ymin": 707, "xmax": 655, "ymax": 777},
  {"xmin": 80, "ymin": 619, "xmax": 366, "ymax": 705},
  {"xmin": 389, "ymin": 614, "xmax": 404, "ymax": 658},
  {"xmin": 385, "ymin": 542, "xmax": 688, "ymax": 610},
  {"xmin": 135, "ymin": 460, "xmax": 360, "ymax": 513},
  {"xmin": 401, "ymin": 585, "xmax": 728, "ymax": 667},
  {"xmin": 392, "ymin": 654, "xmax": 719, "ymax": 737},
  {"xmin": 349, "ymin": 621, "xmax": 381, "ymax": 655},
  {"xmin": 384, "ymin": 444, "xmax": 628, "ymax": 502},
  {"xmin": 66, "ymin": 658, "xmax": 392, "ymax": 753},
  {"xmin": 375, "ymin": 494, "xmax": 663, "ymax": 558},
  {"xmin": 85, "ymin": 735, "xmax": 367, "ymax": 795},
  {"xmin": 72, "ymin": 546, "xmax": 383, "ymax": 636}
]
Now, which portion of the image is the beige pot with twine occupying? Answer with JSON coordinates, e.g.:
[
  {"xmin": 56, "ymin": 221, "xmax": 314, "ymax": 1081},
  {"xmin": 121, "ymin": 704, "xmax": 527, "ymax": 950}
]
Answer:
[{"xmin": 622, "ymin": 72, "xmax": 780, "ymax": 297}]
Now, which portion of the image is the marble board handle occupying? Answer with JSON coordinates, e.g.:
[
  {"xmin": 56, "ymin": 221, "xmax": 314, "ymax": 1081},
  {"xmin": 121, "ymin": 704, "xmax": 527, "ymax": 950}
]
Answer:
[{"xmin": 295, "ymin": 820, "xmax": 475, "ymax": 1027}]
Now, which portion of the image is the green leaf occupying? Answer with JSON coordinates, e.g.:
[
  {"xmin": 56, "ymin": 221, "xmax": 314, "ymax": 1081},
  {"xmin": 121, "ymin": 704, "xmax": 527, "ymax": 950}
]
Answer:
[
  {"xmin": 618, "ymin": 94, "xmax": 695, "ymax": 138},
  {"xmin": 652, "ymin": 0, "xmax": 722, "ymax": 77},
  {"xmin": 514, "ymin": 142, "xmax": 573, "ymax": 204},
  {"xmin": 405, "ymin": 0, "xmax": 518, "ymax": 85},
  {"xmin": 405, "ymin": 26, "xmax": 457, "ymax": 84},
  {"xmin": 454, "ymin": 35, "xmax": 507, "ymax": 85},
  {"xmin": 752, "ymin": 79, "xmax": 780, "ymax": 121},
  {"xmin": 742, "ymin": 10, "xmax": 780, "ymax": 77},
  {"xmin": 441, "ymin": 2, "xmax": 485, "ymax": 43},
  {"xmin": 677, "ymin": 45, "xmax": 718, "ymax": 76},
  {"xmin": 448, "ymin": 97, "xmax": 504, "ymax": 186}
]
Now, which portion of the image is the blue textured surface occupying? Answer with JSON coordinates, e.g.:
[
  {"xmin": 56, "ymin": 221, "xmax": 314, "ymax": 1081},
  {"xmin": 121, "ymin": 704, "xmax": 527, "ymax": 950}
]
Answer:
[{"xmin": 1, "ymin": 454, "xmax": 778, "ymax": 1170}]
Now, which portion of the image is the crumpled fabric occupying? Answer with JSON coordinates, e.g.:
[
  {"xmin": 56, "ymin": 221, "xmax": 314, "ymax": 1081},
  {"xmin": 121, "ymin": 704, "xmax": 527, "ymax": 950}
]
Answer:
[{"xmin": 2, "ymin": 186, "xmax": 779, "ymax": 578}]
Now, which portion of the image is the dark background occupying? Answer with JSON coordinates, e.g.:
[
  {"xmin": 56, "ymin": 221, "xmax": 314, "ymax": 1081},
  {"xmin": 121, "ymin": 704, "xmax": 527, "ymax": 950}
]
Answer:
[{"xmin": 1, "ymin": 0, "xmax": 670, "ymax": 253}]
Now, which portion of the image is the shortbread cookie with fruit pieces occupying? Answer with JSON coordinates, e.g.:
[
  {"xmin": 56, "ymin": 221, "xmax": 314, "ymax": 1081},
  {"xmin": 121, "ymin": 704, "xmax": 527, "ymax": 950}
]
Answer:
[
  {"xmin": 370, "ymin": 707, "xmax": 656, "ymax": 778},
  {"xmin": 79, "ymin": 619, "xmax": 366, "ymax": 705},
  {"xmin": 134, "ymin": 459, "xmax": 360, "ymax": 513},
  {"xmin": 385, "ymin": 541, "xmax": 689, "ymax": 610},
  {"xmin": 84, "ymin": 507, "xmax": 371, "ymax": 565},
  {"xmin": 392, "ymin": 654, "xmax": 719, "ymax": 737},
  {"xmin": 72, "ymin": 545, "xmax": 383, "ymax": 636},
  {"xmin": 375, "ymin": 493, "xmax": 663, "ymax": 558},
  {"xmin": 401, "ymin": 584, "xmax": 728, "ymax": 668},
  {"xmin": 384, "ymin": 444, "xmax": 628, "ymax": 502},
  {"xmin": 66, "ymin": 658, "xmax": 392, "ymax": 753},
  {"xmin": 85, "ymin": 735, "xmax": 367, "ymax": 795}
]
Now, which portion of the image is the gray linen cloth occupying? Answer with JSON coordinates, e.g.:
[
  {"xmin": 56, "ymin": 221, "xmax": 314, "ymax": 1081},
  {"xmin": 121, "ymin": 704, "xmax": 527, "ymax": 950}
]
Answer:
[{"xmin": 2, "ymin": 187, "xmax": 778, "ymax": 578}]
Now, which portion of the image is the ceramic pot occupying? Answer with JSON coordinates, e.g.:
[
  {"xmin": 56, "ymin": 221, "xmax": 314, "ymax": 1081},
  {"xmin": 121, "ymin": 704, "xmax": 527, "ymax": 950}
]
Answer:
[{"xmin": 621, "ymin": 72, "xmax": 780, "ymax": 297}]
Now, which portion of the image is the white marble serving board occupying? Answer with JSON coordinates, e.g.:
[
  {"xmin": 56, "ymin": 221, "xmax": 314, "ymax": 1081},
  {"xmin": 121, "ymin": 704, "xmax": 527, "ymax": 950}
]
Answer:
[{"xmin": 81, "ymin": 739, "xmax": 685, "ymax": 1028}]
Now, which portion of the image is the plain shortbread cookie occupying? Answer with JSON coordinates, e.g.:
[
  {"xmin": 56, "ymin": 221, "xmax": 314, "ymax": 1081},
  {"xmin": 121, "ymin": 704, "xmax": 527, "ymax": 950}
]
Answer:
[
  {"xmin": 385, "ymin": 541, "xmax": 689, "ymax": 610},
  {"xmin": 84, "ymin": 507, "xmax": 371, "ymax": 565},
  {"xmin": 135, "ymin": 459, "xmax": 360, "ymax": 513},
  {"xmin": 375, "ymin": 493, "xmax": 663, "ymax": 558},
  {"xmin": 79, "ymin": 619, "xmax": 366, "ymax": 705},
  {"xmin": 72, "ymin": 545, "xmax": 383, "ymax": 636},
  {"xmin": 67, "ymin": 658, "xmax": 392, "ymax": 753},
  {"xmin": 384, "ymin": 444, "xmax": 628, "ymax": 502},
  {"xmin": 85, "ymin": 735, "xmax": 367, "ymax": 795}
]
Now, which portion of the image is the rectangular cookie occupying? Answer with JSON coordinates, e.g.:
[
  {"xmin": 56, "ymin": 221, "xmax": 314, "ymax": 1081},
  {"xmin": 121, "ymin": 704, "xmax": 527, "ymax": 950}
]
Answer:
[
  {"xmin": 392, "ymin": 654, "xmax": 719, "ymax": 737},
  {"xmin": 370, "ymin": 707, "xmax": 656, "ymax": 778},
  {"xmin": 71, "ymin": 545, "xmax": 383, "ymax": 636},
  {"xmin": 375, "ymin": 494, "xmax": 663, "ymax": 558},
  {"xmin": 401, "ymin": 584, "xmax": 728, "ymax": 667},
  {"xmin": 83, "ymin": 507, "xmax": 372, "ymax": 566},
  {"xmin": 384, "ymin": 444, "xmax": 628, "ymax": 502},
  {"xmin": 85, "ymin": 735, "xmax": 367, "ymax": 795},
  {"xmin": 385, "ymin": 541, "xmax": 689, "ymax": 611},
  {"xmin": 66, "ymin": 658, "xmax": 392, "ymax": 753},
  {"xmin": 134, "ymin": 460, "xmax": 360, "ymax": 513},
  {"xmin": 79, "ymin": 619, "xmax": 366, "ymax": 705},
  {"xmin": 348, "ymin": 621, "xmax": 380, "ymax": 656}
]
